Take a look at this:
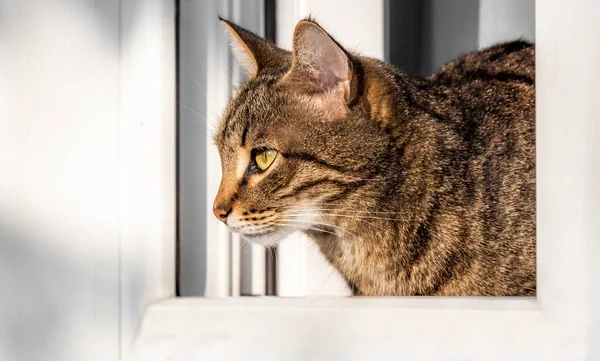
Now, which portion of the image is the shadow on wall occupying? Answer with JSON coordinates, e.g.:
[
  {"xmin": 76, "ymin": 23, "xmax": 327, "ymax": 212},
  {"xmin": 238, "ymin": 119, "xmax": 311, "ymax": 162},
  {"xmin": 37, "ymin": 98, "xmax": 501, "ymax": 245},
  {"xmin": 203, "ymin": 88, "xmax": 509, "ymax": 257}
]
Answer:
[
  {"xmin": 0, "ymin": 216, "xmax": 144, "ymax": 361},
  {"xmin": 0, "ymin": 1, "xmax": 154, "ymax": 360}
]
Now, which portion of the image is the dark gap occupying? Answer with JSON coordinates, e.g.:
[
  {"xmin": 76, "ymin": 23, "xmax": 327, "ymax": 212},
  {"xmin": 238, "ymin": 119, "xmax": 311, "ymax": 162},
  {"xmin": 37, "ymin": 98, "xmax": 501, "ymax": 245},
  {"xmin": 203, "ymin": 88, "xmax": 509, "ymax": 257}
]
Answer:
[
  {"xmin": 386, "ymin": 0, "xmax": 480, "ymax": 77},
  {"xmin": 264, "ymin": 0, "xmax": 277, "ymax": 297},
  {"xmin": 265, "ymin": 0, "xmax": 277, "ymax": 44},
  {"xmin": 174, "ymin": 0, "xmax": 181, "ymax": 297},
  {"xmin": 385, "ymin": 0, "xmax": 425, "ymax": 76}
]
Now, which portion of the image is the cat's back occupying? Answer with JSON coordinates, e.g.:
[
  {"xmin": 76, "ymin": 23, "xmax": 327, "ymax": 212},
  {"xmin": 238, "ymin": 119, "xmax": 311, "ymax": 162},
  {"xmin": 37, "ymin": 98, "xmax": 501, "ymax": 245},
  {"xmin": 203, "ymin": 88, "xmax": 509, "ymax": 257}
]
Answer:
[
  {"xmin": 430, "ymin": 41, "xmax": 535, "ymax": 88},
  {"xmin": 430, "ymin": 41, "xmax": 536, "ymax": 295},
  {"xmin": 430, "ymin": 41, "xmax": 536, "ymax": 162}
]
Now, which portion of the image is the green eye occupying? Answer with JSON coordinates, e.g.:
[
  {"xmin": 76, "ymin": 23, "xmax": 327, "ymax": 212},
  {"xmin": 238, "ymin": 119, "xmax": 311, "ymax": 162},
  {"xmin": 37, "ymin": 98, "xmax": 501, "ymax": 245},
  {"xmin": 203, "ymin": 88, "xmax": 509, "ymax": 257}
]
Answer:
[{"xmin": 255, "ymin": 149, "xmax": 277, "ymax": 171}]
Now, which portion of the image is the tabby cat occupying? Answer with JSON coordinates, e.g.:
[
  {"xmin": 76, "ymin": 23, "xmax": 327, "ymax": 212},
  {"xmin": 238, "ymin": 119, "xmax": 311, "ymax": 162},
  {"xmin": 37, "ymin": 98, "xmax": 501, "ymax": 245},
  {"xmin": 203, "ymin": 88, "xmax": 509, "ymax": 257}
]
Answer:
[{"xmin": 212, "ymin": 18, "xmax": 536, "ymax": 296}]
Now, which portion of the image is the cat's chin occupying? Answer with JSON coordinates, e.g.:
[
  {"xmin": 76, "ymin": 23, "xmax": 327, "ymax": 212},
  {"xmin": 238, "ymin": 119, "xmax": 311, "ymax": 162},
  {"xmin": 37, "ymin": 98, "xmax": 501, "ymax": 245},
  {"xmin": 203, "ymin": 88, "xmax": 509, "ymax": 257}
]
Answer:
[{"xmin": 241, "ymin": 230, "xmax": 285, "ymax": 248}]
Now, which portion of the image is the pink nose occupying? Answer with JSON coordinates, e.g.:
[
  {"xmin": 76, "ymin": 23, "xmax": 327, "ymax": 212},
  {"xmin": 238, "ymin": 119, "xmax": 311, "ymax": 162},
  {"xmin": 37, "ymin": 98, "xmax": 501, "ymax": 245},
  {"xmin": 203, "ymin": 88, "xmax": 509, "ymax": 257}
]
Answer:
[{"xmin": 213, "ymin": 204, "xmax": 230, "ymax": 223}]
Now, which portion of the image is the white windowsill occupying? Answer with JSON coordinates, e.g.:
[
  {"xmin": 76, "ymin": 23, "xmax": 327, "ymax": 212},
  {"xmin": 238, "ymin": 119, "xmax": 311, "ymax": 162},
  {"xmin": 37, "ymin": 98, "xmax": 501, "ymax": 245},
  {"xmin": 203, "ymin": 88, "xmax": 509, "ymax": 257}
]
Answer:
[
  {"xmin": 130, "ymin": 297, "xmax": 568, "ymax": 361},
  {"xmin": 148, "ymin": 296, "xmax": 540, "ymax": 311}
]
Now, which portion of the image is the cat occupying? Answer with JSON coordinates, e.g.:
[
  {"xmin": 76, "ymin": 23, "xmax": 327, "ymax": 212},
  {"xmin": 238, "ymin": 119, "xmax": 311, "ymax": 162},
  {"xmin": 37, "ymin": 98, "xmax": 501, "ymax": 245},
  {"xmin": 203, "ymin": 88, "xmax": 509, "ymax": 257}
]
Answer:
[{"xmin": 212, "ymin": 17, "xmax": 536, "ymax": 296}]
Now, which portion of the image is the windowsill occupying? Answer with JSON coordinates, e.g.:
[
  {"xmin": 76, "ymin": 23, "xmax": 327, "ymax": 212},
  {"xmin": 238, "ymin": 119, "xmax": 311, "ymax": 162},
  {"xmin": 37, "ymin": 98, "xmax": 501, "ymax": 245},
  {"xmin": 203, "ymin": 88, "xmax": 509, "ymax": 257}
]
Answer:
[
  {"xmin": 130, "ymin": 297, "xmax": 560, "ymax": 361},
  {"xmin": 152, "ymin": 296, "xmax": 539, "ymax": 311}
]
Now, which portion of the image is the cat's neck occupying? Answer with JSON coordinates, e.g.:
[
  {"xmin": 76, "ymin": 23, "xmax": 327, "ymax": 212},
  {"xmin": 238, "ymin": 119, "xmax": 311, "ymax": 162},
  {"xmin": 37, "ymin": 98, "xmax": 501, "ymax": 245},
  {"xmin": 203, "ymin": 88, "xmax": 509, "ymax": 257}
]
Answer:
[
  {"xmin": 306, "ymin": 58, "xmax": 467, "ymax": 295},
  {"xmin": 359, "ymin": 57, "xmax": 462, "ymax": 145}
]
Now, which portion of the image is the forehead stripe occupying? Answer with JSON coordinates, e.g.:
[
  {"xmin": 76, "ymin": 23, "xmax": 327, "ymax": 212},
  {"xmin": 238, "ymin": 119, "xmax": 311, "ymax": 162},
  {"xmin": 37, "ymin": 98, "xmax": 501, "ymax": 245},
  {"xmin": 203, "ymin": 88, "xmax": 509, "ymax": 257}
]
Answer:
[
  {"xmin": 281, "ymin": 152, "xmax": 351, "ymax": 174},
  {"xmin": 241, "ymin": 123, "xmax": 249, "ymax": 146}
]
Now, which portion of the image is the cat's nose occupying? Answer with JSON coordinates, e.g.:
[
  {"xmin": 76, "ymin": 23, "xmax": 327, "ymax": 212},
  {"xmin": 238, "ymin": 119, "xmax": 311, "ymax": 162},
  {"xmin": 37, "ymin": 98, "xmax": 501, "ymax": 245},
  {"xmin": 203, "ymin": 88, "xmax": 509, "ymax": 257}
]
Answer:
[{"xmin": 213, "ymin": 204, "xmax": 231, "ymax": 223}]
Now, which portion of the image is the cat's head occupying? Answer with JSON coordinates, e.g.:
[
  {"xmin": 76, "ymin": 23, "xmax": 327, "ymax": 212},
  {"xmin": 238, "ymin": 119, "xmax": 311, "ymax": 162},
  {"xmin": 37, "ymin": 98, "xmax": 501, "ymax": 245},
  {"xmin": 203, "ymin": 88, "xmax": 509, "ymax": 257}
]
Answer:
[{"xmin": 213, "ymin": 18, "xmax": 391, "ymax": 246}]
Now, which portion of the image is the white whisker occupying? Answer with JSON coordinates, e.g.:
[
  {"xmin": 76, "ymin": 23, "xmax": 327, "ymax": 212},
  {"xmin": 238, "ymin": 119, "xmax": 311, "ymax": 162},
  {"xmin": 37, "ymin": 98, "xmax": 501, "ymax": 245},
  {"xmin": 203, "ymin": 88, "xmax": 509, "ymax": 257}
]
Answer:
[
  {"xmin": 278, "ymin": 204, "xmax": 407, "ymax": 215},
  {"xmin": 279, "ymin": 218, "xmax": 359, "ymax": 238},
  {"xmin": 284, "ymin": 210, "xmax": 408, "ymax": 222}
]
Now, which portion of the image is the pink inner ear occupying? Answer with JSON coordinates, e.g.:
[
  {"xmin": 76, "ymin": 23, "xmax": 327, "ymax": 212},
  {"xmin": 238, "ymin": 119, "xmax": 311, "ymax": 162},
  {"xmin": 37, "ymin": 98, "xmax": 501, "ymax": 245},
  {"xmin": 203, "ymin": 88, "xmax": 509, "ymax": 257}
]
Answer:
[
  {"xmin": 299, "ymin": 24, "xmax": 349, "ymax": 92},
  {"xmin": 319, "ymin": 52, "xmax": 349, "ymax": 90},
  {"xmin": 319, "ymin": 71, "xmax": 340, "ymax": 90}
]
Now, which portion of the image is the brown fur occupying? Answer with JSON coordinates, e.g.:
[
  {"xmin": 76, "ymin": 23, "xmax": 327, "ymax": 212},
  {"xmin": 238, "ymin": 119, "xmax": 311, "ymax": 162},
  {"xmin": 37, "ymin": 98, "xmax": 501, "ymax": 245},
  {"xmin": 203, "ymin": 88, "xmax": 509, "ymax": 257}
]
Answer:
[{"xmin": 213, "ymin": 18, "xmax": 536, "ymax": 296}]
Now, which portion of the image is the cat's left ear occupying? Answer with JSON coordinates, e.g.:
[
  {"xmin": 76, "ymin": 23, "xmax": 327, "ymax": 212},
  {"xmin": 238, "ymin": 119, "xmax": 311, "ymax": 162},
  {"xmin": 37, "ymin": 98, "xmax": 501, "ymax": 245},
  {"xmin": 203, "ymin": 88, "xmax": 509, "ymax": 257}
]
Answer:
[
  {"xmin": 282, "ymin": 20, "xmax": 354, "ymax": 107},
  {"xmin": 220, "ymin": 17, "xmax": 290, "ymax": 79}
]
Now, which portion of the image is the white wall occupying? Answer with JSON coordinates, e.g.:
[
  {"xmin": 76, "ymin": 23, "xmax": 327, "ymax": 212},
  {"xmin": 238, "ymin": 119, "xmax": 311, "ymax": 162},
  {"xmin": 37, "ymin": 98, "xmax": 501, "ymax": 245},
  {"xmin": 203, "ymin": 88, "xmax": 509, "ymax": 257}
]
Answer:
[
  {"xmin": 0, "ymin": 1, "xmax": 176, "ymax": 360},
  {"xmin": 478, "ymin": 0, "xmax": 535, "ymax": 48},
  {"xmin": 0, "ymin": 1, "xmax": 120, "ymax": 360},
  {"xmin": 119, "ymin": 0, "xmax": 176, "ymax": 358}
]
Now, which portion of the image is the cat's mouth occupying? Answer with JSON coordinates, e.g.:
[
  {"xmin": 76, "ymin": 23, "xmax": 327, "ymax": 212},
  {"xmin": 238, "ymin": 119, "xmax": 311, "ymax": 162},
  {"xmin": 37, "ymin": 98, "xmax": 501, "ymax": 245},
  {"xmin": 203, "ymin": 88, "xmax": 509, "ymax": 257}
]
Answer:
[
  {"xmin": 240, "ymin": 228, "xmax": 285, "ymax": 247},
  {"xmin": 227, "ymin": 209, "xmax": 320, "ymax": 247},
  {"xmin": 242, "ymin": 230, "xmax": 274, "ymax": 239}
]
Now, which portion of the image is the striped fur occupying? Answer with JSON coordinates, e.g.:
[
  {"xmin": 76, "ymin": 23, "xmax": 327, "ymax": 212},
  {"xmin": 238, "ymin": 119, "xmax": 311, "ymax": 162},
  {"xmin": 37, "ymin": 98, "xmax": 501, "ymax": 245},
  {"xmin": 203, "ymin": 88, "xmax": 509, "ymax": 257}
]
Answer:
[{"xmin": 213, "ymin": 18, "xmax": 536, "ymax": 296}]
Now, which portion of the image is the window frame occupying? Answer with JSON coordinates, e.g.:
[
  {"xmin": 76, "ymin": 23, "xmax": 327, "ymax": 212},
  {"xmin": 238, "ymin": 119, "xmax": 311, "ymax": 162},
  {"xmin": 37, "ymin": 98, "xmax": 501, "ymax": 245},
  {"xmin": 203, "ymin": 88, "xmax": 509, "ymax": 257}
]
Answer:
[{"xmin": 120, "ymin": 0, "xmax": 600, "ymax": 359}]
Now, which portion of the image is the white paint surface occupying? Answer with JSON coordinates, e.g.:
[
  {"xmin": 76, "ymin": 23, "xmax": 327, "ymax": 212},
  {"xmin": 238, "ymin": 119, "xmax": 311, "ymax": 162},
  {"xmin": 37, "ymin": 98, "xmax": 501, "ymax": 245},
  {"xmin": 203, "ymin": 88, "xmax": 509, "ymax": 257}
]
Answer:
[
  {"xmin": 0, "ymin": 2, "xmax": 121, "ymax": 360},
  {"xmin": 0, "ymin": 1, "xmax": 176, "ymax": 360},
  {"xmin": 131, "ymin": 297, "xmax": 573, "ymax": 361},
  {"xmin": 119, "ymin": 0, "xmax": 176, "ymax": 358},
  {"xmin": 478, "ymin": 0, "xmax": 535, "ymax": 48}
]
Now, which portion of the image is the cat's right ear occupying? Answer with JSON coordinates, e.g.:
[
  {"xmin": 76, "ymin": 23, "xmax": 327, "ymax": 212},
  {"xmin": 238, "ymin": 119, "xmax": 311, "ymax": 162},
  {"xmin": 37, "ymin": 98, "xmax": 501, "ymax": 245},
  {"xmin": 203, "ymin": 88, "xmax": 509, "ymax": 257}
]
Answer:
[
  {"xmin": 219, "ymin": 17, "xmax": 290, "ymax": 79},
  {"xmin": 279, "ymin": 19, "xmax": 355, "ymax": 119}
]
